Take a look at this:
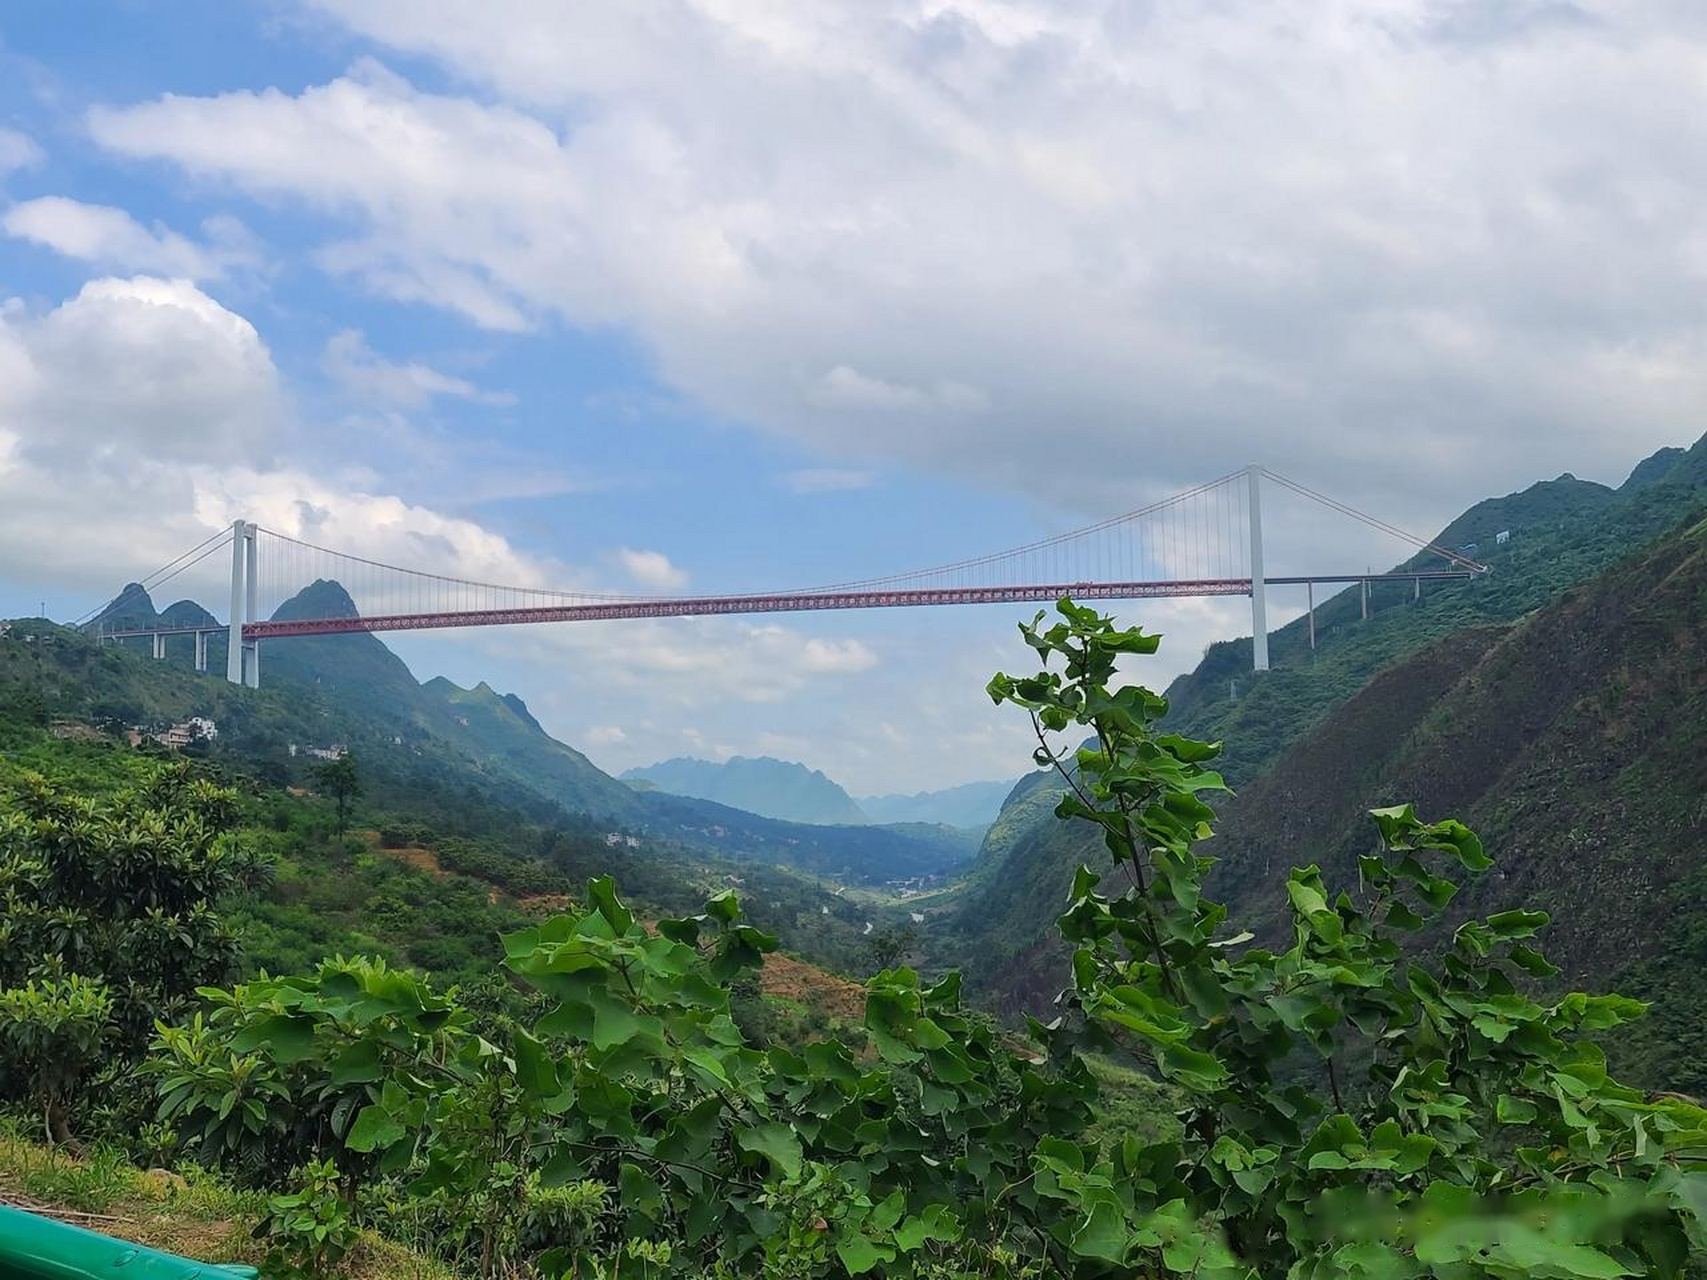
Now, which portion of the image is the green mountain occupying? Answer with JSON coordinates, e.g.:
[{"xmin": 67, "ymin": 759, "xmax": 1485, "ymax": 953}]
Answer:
[
  {"xmin": 1196, "ymin": 508, "xmax": 1707, "ymax": 1090},
  {"xmin": 623, "ymin": 755, "xmax": 870, "ymax": 826},
  {"xmin": 940, "ymin": 436, "xmax": 1707, "ymax": 1024},
  {"xmin": 1162, "ymin": 435, "xmax": 1707, "ymax": 787},
  {"xmin": 46, "ymin": 580, "xmax": 968, "ymax": 886},
  {"xmin": 857, "ymin": 779, "xmax": 1015, "ymax": 828}
]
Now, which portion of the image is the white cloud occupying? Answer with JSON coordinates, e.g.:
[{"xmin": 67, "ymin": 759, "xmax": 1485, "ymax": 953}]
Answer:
[
  {"xmin": 585, "ymin": 724, "xmax": 627, "ymax": 746},
  {"xmin": 779, "ymin": 468, "xmax": 876, "ymax": 494},
  {"xmin": 79, "ymin": 4, "xmax": 1707, "ymax": 526},
  {"xmin": 322, "ymin": 328, "xmax": 514, "ymax": 408},
  {"xmin": 798, "ymin": 636, "xmax": 878, "ymax": 674},
  {"xmin": 5, "ymin": 276, "xmax": 279, "ymax": 466},
  {"xmin": 3, "ymin": 197, "xmax": 264, "ymax": 280},
  {"xmin": 615, "ymin": 547, "xmax": 688, "ymax": 591},
  {"xmin": 0, "ymin": 128, "xmax": 43, "ymax": 177}
]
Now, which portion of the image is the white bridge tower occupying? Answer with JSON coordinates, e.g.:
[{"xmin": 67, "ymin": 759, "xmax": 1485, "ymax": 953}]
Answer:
[{"xmin": 225, "ymin": 519, "xmax": 260, "ymax": 688}]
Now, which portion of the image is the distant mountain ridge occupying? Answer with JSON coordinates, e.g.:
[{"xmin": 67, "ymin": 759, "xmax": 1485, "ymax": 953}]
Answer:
[
  {"xmin": 622, "ymin": 754, "xmax": 1018, "ymax": 831},
  {"xmin": 622, "ymin": 755, "xmax": 868, "ymax": 826},
  {"xmin": 857, "ymin": 779, "xmax": 1015, "ymax": 828}
]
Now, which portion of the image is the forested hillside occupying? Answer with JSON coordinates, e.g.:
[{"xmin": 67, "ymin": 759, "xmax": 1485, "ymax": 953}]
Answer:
[
  {"xmin": 948, "ymin": 506, "xmax": 1707, "ymax": 1098},
  {"xmin": 942, "ymin": 435, "xmax": 1707, "ymax": 1023},
  {"xmin": 1163, "ymin": 433, "xmax": 1707, "ymax": 785}
]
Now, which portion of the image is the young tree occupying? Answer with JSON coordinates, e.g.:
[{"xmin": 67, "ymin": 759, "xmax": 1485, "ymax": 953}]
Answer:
[
  {"xmin": 0, "ymin": 762, "xmax": 259, "ymax": 1141},
  {"xmin": 311, "ymin": 752, "xmax": 363, "ymax": 835},
  {"xmin": 866, "ymin": 922, "xmax": 917, "ymax": 974}
]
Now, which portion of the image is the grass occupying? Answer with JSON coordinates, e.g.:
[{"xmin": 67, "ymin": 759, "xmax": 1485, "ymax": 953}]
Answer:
[{"xmin": 0, "ymin": 1122, "xmax": 450, "ymax": 1279}]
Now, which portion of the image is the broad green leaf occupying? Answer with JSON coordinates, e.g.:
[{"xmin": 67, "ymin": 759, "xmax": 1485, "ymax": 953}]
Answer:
[
  {"xmin": 345, "ymin": 1104, "xmax": 406, "ymax": 1154},
  {"xmin": 736, "ymin": 1121, "xmax": 802, "ymax": 1180}
]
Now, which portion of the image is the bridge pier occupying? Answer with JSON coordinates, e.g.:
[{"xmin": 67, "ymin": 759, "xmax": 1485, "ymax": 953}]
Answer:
[
  {"xmin": 194, "ymin": 630, "xmax": 208, "ymax": 673},
  {"xmin": 1306, "ymin": 581, "xmax": 1315, "ymax": 651},
  {"xmin": 152, "ymin": 632, "xmax": 165, "ymax": 661}
]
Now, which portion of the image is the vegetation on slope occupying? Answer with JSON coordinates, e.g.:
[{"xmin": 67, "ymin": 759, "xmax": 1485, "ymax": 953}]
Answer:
[
  {"xmin": 8, "ymin": 599, "xmax": 1700, "ymax": 1277},
  {"xmin": 945, "ymin": 436, "xmax": 1707, "ymax": 1018},
  {"xmin": 952, "ymin": 510, "xmax": 1707, "ymax": 1104},
  {"xmin": 11, "ymin": 601, "xmax": 969, "ymax": 887},
  {"xmin": 1162, "ymin": 434, "xmax": 1707, "ymax": 786}
]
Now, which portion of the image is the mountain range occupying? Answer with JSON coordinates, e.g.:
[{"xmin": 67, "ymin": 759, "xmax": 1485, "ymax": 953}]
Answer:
[
  {"xmin": 71, "ymin": 580, "xmax": 972, "ymax": 886},
  {"xmin": 622, "ymin": 754, "xmax": 1016, "ymax": 830},
  {"xmin": 623, "ymin": 756, "xmax": 868, "ymax": 826}
]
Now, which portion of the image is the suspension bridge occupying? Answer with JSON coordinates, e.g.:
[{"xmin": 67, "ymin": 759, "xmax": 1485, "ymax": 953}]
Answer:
[{"xmin": 83, "ymin": 466, "xmax": 1487, "ymax": 688}]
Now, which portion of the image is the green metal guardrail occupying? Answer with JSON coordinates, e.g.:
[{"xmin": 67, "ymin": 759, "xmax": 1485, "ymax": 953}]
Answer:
[{"xmin": 0, "ymin": 1204, "xmax": 259, "ymax": 1279}]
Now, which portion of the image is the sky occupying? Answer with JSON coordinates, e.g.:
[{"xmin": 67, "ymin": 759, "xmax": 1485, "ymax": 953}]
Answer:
[{"xmin": 0, "ymin": 1, "xmax": 1701, "ymax": 794}]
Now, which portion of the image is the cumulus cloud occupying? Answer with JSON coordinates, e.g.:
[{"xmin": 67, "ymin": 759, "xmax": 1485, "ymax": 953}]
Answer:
[
  {"xmin": 4, "ymin": 276, "xmax": 280, "ymax": 467},
  {"xmin": 0, "ymin": 277, "xmax": 560, "ymax": 614},
  {"xmin": 615, "ymin": 547, "xmax": 689, "ymax": 591},
  {"xmin": 322, "ymin": 328, "xmax": 514, "ymax": 409},
  {"xmin": 3, "ymin": 197, "xmax": 263, "ymax": 280},
  {"xmin": 79, "ymin": 3, "xmax": 1707, "ymax": 529},
  {"xmin": 798, "ymin": 636, "xmax": 878, "ymax": 674},
  {"xmin": 808, "ymin": 366, "xmax": 989, "ymax": 414}
]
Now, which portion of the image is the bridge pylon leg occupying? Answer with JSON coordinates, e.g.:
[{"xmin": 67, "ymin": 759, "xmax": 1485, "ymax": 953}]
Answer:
[
  {"xmin": 226, "ymin": 519, "xmax": 246, "ymax": 685},
  {"xmin": 242, "ymin": 522, "xmax": 260, "ymax": 688},
  {"xmin": 1247, "ymin": 465, "xmax": 1269, "ymax": 671}
]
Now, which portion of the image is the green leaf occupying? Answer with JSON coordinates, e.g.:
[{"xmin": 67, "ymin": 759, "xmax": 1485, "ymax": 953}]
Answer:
[
  {"xmin": 345, "ymin": 1104, "xmax": 406, "ymax": 1154},
  {"xmin": 1070, "ymin": 1200, "xmax": 1128, "ymax": 1263},
  {"xmin": 836, "ymin": 1232, "xmax": 891, "ymax": 1275},
  {"xmin": 586, "ymin": 876, "xmax": 634, "ymax": 933},
  {"xmin": 512, "ymin": 1027, "xmax": 559, "ymax": 1098},
  {"xmin": 328, "ymin": 1040, "xmax": 382, "ymax": 1086},
  {"xmin": 231, "ymin": 1014, "xmax": 317, "ymax": 1064},
  {"xmin": 736, "ymin": 1122, "xmax": 802, "ymax": 1180},
  {"xmin": 1487, "ymin": 908, "xmax": 1549, "ymax": 938}
]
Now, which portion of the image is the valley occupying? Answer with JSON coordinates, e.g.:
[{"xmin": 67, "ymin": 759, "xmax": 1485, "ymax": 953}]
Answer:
[{"xmin": 4, "ymin": 430, "xmax": 1705, "ymax": 1276}]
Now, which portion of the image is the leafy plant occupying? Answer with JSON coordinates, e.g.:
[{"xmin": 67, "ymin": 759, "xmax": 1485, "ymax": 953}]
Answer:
[
  {"xmin": 257, "ymin": 1158, "xmax": 360, "ymax": 1276},
  {"xmin": 0, "ymin": 975, "xmax": 112, "ymax": 1145},
  {"xmin": 0, "ymin": 763, "xmax": 260, "ymax": 1140},
  {"xmin": 986, "ymin": 598, "xmax": 1707, "ymax": 1276}
]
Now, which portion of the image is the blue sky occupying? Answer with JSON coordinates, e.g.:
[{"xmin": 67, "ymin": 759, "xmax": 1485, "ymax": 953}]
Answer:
[{"xmin": 0, "ymin": 2, "xmax": 1698, "ymax": 791}]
